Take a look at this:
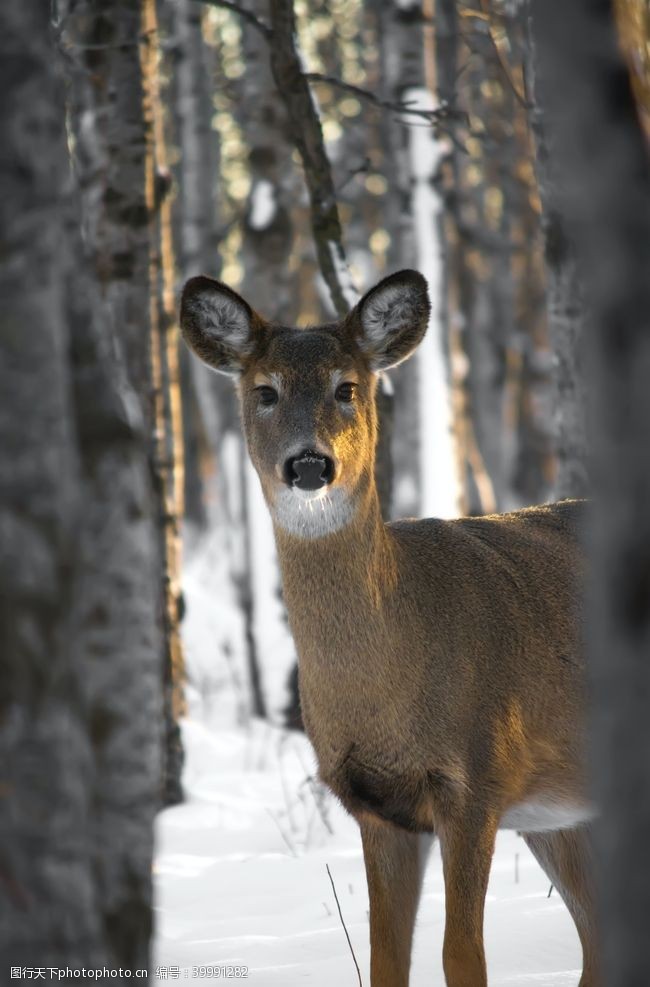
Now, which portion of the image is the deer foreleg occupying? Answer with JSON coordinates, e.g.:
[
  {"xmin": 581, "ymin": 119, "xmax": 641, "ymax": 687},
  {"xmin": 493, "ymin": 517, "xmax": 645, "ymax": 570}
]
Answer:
[
  {"xmin": 360, "ymin": 817, "xmax": 430, "ymax": 987},
  {"xmin": 439, "ymin": 811, "xmax": 497, "ymax": 987}
]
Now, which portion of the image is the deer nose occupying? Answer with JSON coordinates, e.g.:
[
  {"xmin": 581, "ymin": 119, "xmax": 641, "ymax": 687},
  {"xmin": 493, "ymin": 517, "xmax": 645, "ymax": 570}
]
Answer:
[{"xmin": 283, "ymin": 450, "xmax": 335, "ymax": 491}]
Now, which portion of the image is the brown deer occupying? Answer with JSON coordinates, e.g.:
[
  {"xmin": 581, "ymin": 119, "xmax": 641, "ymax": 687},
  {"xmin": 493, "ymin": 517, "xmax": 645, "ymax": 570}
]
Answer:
[{"xmin": 180, "ymin": 270, "xmax": 597, "ymax": 987}]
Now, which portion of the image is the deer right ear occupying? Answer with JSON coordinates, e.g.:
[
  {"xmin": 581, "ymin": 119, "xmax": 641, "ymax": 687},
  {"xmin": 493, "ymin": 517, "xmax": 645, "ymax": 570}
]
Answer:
[
  {"xmin": 354, "ymin": 269, "xmax": 430, "ymax": 371},
  {"xmin": 180, "ymin": 276, "xmax": 257, "ymax": 376}
]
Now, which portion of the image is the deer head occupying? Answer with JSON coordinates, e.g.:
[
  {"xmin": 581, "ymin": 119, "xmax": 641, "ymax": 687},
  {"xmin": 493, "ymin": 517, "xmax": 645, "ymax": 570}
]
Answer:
[{"xmin": 180, "ymin": 270, "xmax": 430, "ymax": 537}]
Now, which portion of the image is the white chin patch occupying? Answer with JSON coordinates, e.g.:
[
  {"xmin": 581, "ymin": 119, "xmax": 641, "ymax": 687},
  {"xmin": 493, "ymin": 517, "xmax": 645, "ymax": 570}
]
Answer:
[
  {"xmin": 271, "ymin": 484, "xmax": 355, "ymax": 538},
  {"xmin": 291, "ymin": 486, "xmax": 329, "ymax": 503}
]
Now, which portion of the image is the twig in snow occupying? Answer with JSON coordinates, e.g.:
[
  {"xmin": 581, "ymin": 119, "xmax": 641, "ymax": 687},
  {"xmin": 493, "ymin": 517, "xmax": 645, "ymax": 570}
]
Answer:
[
  {"xmin": 326, "ymin": 864, "xmax": 363, "ymax": 987},
  {"xmin": 266, "ymin": 808, "xmax": 298, "ymax": 857},
  {"xmin": 276, "ymin": 732, "xmax": 299, "ymax": 834},
  {"xmin": 300, "ymin": 775, "xmax": 334, "ymax": 835}
]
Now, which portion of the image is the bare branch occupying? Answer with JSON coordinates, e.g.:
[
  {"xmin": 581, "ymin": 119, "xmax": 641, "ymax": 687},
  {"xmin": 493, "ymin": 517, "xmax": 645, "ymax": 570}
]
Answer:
[
  {"xmin": 305, "ymin": 72, "xmax": 450, "ymax": 123},
  {"xmin": 197, "ymin": 0, "xmax": 454, "ymax": 128},
  {"xmin": 459, "ymin": 7, "xmax": 529, "ymax": 109}
]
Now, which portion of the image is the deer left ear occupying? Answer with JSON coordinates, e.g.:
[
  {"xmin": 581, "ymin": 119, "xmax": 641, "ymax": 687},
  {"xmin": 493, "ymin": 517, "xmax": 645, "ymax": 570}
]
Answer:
[
  {"xmin": 353, "ymin": 270, "xmax": 430, "ymax": 371},
  {"xmin": 180, "ymin": 275, "xmax": 259, "ymax": 376}
]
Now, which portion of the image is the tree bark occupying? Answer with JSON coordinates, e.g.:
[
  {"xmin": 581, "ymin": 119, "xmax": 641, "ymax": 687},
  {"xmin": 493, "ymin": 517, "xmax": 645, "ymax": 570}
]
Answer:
[
  {"xmin": 239, "ymin": 0, "xmax": 297, "ymax": 322},
  {"xmin": 173, "ymin": 0, "xmax": 219, "ymax": 530},
  {"xmin": 141, "ymin": 0, "xmax": 186, "ymax": 803},
  {"xmin": 1, "ymin": 0, "xmax": 162, "ymax": 971},
  {"xmin": 525, "ymin": 14, "xmax": 589, "ymax": 500},
  {"xmin": 530, "ymin": 1, "xmax": 650, "ymax": 982}
]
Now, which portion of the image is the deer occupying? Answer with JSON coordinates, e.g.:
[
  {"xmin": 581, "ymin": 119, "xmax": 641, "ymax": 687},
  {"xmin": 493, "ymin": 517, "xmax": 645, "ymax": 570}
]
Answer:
[{"xmin": 180, "ymin": 269, "xmax": 597, "ymax": 987}]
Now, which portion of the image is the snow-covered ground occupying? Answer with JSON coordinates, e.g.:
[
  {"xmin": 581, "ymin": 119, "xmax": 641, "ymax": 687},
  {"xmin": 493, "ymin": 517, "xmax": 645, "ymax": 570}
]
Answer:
[{"xmin": 153, "ymin": 718, "xmax": 581, "ymax": 986}]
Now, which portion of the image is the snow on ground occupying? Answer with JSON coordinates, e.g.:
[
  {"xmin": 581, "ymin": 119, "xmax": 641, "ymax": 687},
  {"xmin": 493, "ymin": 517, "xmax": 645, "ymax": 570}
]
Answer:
[{"xmin": 153, "ymin": 718, "xmax": 582, "ymax": 986}]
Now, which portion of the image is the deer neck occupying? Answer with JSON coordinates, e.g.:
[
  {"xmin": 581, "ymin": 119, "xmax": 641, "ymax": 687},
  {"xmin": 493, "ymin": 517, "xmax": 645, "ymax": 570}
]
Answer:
[
  {"xmin": 273, "ymin": 481, "xmax": 403, "ymax": 763},
  {"xmin": 273, "ymin": 481, "xmax": 396, "ymax": 646}
]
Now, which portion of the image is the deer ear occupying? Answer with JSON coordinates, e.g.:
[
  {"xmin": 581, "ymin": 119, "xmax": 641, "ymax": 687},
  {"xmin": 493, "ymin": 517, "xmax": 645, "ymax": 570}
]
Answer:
[
  {"xmin": 180, "ymin": 276, "xmax": 258, "ymax": 376},
  {"xmin": 354, "ymin": 270, "xmax": 430, "ymax": 371}
]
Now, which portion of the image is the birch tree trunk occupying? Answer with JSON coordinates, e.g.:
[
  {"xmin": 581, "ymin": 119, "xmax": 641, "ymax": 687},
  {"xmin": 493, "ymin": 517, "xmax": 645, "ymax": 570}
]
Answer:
[
  {"xmin": 1, "ymin": 0, "xmax": 162, "ymax": 970},
  {"xmin": 531, "ymin": 1, "xmax": 650, "ymax": 981},
  {"xmin": 369, "ymin": 0, "xmax": 423, "ymax": 519}
]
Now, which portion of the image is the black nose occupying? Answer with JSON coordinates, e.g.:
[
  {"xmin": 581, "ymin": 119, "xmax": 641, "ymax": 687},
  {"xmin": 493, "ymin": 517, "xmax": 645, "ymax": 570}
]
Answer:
[{"xmin": 283, "ymin": 450, "xmax": 335, "ymax": 491}]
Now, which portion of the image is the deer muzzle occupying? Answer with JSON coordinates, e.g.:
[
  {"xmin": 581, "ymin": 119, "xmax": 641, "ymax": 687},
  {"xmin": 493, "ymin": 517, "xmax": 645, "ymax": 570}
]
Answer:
[{"xmin": 283, "ymin": 450, "xmax": 335, "ymax": 491}]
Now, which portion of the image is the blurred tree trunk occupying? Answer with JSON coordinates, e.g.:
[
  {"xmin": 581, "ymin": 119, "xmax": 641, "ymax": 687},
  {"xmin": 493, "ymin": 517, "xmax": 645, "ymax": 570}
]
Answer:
[
  {"xmin": 530, "ymin": 1, "xmax": 650, "ymax": 982},
  {"xmin": 65, "ymin": 0, "xmax": 185, "ymax": 808},
  {"xmin": 434, "ymin": 0, "xmax": 553, "ymax": 514},
  {"xmin": 506, "ymin": 7, "xmax": 556, "ymax": 506},
  {"xmin": 141, "ymin": 0, "xmax": 186, "ymax": 803},
  {"xmin": 239, "ymin": 0, "xmax": 297, "ymax": 322},
  {"xmin": 0, "ymin": 0, "xmax": 162, "ymax": 970},
  {"xmin": 238, "ymin": 450, "xmax": 267, "ymax": 720},
  {"xmin": 173, "ymin": 0, "xmax": 222, "ymax": 530},
  {"xmin": 525, "ymin": 15, "xmax": 589, "ymax": 500},
  {"xmin": 369, "ymin": 0, "xmax": 423, "ymax": 519},
  {"xmin": 416, "ymin": 0, "xmax": 461, "ymax": 519},
  {"xmin": 237, "ymin": 0, "xmax": 297, "ymax": 720}
]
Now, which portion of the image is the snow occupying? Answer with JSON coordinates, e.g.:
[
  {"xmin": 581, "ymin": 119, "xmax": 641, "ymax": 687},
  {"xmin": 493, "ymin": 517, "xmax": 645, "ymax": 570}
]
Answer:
[{"xmin": 153, "ymin": 716, "xmax": 582, "ymax": 985}]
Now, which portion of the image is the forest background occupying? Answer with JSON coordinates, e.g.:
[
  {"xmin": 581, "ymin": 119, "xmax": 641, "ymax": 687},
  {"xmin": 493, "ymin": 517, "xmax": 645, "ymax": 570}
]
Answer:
[{"xmin": 1, "ymin": 0, "xmax": 650, "ymax": 984}]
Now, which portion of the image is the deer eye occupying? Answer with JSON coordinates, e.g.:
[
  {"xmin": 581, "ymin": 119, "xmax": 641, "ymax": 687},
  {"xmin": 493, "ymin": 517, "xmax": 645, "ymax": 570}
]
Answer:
[
  {"xmin": 255, "ymin": 385, "xmax": 279, "ymax": 407},
  {"xmin": 335, "ymin": 381, "xmax": 356, "ymax": 403}
]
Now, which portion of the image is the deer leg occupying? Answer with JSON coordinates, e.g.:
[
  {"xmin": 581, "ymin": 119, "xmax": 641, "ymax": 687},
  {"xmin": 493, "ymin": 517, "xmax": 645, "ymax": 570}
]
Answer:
[
  {"xmin": 439, "ymin": 812, "xmax": 498, "ymax": 987},
  {"xmin": 360, "ymin": 816, "xmax": 430, "ymax": 987},
  {"xmin": 523, "ymin": 826, "xmax": 599, "ymax": 987}
]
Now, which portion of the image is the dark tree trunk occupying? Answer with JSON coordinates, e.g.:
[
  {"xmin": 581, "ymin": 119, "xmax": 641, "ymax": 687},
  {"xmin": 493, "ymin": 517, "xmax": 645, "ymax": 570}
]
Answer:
[
  {"xmin": 238, "ymin": 0, "xmax": 297, "ymax": 322},
  {"xmin": 525, "ymin": 19, "xmax": 589, "ymax": 500},
  {"xmin": 172, "ymin": 0, "xmax": 223, "ymax": 531},
  {"xmin": 68, "ymin": 0, "xmax": 182, "ymax": 809},
  {"xmin": 238, "ymin": 447, "xmax": 267, "ymax": 720},
  {"xmin": 0, "ymin": 1, "xmax": 101, "ymax": 968},
  {"xmin": 0, "ymin": 0, "xmax": 162, "ymax": 971},
  {"xmin": 531, "ymin": 1, "xmax": 650, "ymax": 982}
]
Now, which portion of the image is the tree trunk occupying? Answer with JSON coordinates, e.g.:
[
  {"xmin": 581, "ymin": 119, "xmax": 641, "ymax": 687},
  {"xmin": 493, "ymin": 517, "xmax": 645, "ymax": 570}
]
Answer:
[
  {"xmin": 172, "ymin": 0, "xmax": 224, "ymax": 531},
  {"xmin": 141, "ymin": 0, "xmax": 186, "ymax": 803},
  {"xmin": 530, "ymin": 1, "xmax": 650, "ymax": 982},
  {"xmin": 369, "ymin": 0, "xmax": 424, "ymax": 519},
  {"xmin": 0, "ymin": 0, "xmax": 162, "ymax": 971},
  {"xmin": 525, "ymin": 14, "xmax": 589, "ymax": 500}
]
